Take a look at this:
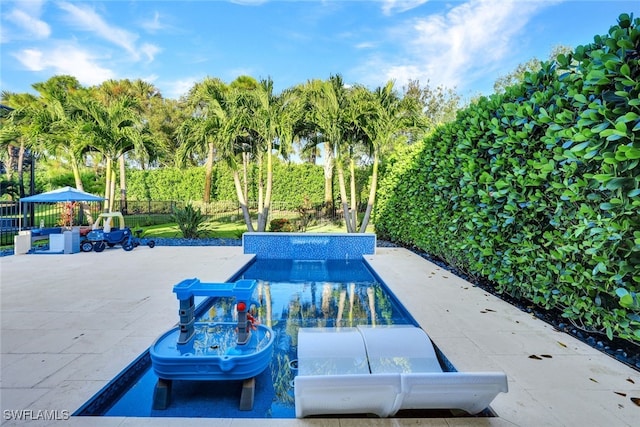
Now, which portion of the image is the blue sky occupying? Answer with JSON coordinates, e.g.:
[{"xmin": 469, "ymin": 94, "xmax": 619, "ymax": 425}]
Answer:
[{"xmin": 1, "ymin": 1, "xmax": 636, "ymax": 100}]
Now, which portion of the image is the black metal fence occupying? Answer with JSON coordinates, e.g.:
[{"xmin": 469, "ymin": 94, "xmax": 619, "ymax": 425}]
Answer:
[{"xmin": 0, "ymin": 200, "xmax": 362, "ymax": 246}]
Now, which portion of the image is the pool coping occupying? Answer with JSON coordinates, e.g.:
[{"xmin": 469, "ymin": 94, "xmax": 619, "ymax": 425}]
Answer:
[{"xmin": 1, "ymin": 246, "xmax": 639, "ymax": 426}]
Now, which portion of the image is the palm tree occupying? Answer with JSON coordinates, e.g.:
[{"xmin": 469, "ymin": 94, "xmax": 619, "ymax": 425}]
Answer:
[
  {"xmin": 71, "ymin": 93, "xmax": 148, "ymax": 212},
  {"xmin": 94, "ymin": 79, "xmax": 159, "ymax": 212},
  {"xmin": 0, "ymin": 91, "xmax": 40, "ymax": 198},
  {"xmin": 31, "ymin": 77, "xmax": 104, "ymax": 224},
  {"xmin": 178, "ymin": 76, "xmax": 262, "ymax": 229},
  {"xmin": 228, "ymin": 76, "xmax": 261, "ymax": 230},
  {"xmin": 293, "ymin": 83, "xmax": 323, "ymax": 165},
  {"xmin": 303, "ymin": 75, "xmax": 350, "ymax": 215},
  {"xmin": 355, "ymin": 81, "xmax": 423, "ymax": 232},
  {"xmin": 244, "ymin": 78, "xmax": 303, "ymax": 231},
  {"xmin": 2, "ymin": 77, "xmax": 103, "ymax": 223},
  {"xmin": 145, "ymin": 97, "xmax": 186, "ymax": 168},
  {"xmin": 337, "ymin": 85, "xmax": 373, "ymax": 232},
  {"xmin": 178, "ymin": 77, "xmax": 231, "ymax": 204},
  {"xmin": 30, "ymin": 76, "xmax": 91, "ymax": 192}
]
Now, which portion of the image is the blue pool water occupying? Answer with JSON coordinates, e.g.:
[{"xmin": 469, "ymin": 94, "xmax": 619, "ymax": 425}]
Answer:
[{"xmin": 75, "ymin": 258, "xmax": 420, "ymax": 418}]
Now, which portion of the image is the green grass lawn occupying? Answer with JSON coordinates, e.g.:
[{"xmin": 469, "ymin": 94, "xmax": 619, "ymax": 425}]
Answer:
[
  {"xmin": 137, "ymin": 218, "xmax": 368, "ymax": 239},
  {"xmin": 140, "ymin": 220, "xmax": 245, "ymax": 239}
]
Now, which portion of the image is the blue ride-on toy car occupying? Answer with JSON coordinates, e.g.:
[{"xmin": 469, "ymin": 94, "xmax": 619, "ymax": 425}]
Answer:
[{"xmin": 82, "ymin": 212, "xmax": 136, "ymax": 252}]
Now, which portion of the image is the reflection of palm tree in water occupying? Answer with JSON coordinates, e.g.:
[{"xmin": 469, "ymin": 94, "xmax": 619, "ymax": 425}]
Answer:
[
  {"xmin": 285, "ymin": 294, "xmax": 302, "ymax": 346},
  {"xmin": 349, "ymin": 283, "xmax": 355, "ymax": 326},
  {"xmin": 336, "ymin": 287, "xmax": 347, "ymax": 326},
  {"xmin": 368, "ymin": 287, "xmax": 376, "ymax": 326},
  {"xmin": 321, "ymin": 283, "xmax": 331, "ymax": 326},
  {"xmin": 288, "ymin": 281, "xmax": 387, "ymax": 328},
  {"xmin": 263, "ymin": 282, "xmax": 272, "ymax": 328}
]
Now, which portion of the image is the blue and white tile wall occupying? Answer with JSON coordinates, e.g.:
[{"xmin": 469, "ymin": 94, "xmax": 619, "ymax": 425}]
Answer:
[{"xmin": 242, "ymin": 233, "xmax": 376, "ymax": 260}]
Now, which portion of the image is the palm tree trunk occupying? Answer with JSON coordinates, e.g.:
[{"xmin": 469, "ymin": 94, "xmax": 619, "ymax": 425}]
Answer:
[
  {"xmin": 349, "ymin": 157, "xmax": 357, "ymax": 231},
  {"xmin": 359, "ymin": 149, "xmax": 379, "ymax": 233},
  {"xmin": 233, "ymin": 170, "xmax": 254, "ymax": 232},
  {"xmin": 203, "ymin": 142, "xmax": 214, "ymax": 203},
  {"xmin": 5, "ymin": 145, "xmax": 14, "ymax": 180},
  {"xmin": 71, "ymin": 158, "xmax": 94, "ymax": 224},
  {"xmin": 257, "ymin": 153, "xmax": 265, "ymax": 231},
  {"xmin": 119, "ymin": 155, "xmax": 127, "ymax": 214},
  {"xmin": 103, "ymin": 158, "xmax": 112, "ymax": 212},
  {"xmin": 109, "ymin": 169, "xmax": 116, "ymax": 212},
  {"xmin": 259, "ymin": 143, "xmax": 273, "ymax": 232},
  {"xmin": 72, "ymin": 159, "xmax": 83, "ymax": 191},
  {"xmin": 17, "ymin": 142, "xmax": 25, "ymax": 197},
  {"xmin": 242, "ymin": 152, "xmax": 249, "ymax": 202},
  {"xmin": 323, "ymin": 142, "xmax": 334, "ymax": 213},
  {"xmin": 335, "ymin": 157, "xmax": 353, "ymax": 233}
]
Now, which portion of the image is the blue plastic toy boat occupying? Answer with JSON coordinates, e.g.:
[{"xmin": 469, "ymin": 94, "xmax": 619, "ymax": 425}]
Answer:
[
  {"xmin": 150, "ymin": 321, "xmax": 274, "ymax": 381},
  {"xmin": 149, "ymin": 278, "xmax": 275, "ymax": 409}
]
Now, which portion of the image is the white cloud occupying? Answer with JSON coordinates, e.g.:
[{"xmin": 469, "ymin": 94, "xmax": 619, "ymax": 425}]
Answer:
[
  {"xmin": 17, "ymin": 49, "xmax": 45, "ymax": 71},
  {"xmin": 165, "ymin": 77, "xmax": 201, "ymax": 99},
  {"xmin": 357, "ymin": 0, "xmax": 555, "ymax": 92},
  {"xmin": 140, "ymin": 11, "xmax": 164, "ymax": 33},
  {"xmin": 1, "ymin": 0, "xmax": 50, "ymax": 42},
  {"xmin": 57, "ymin": 1, "xmax": 159, "ymax": 63},
  {"xmin": 140, "ymin": 43, "xmax": 162, "ymax": 62},
  {"xmin": 6, "ymin": 9, "xmax": 51, "ymax": 39},
  {"xmin": 382, "ymin": 0, "xmax": 430, "ymax": 16},
  {"xmin": 142, "ymin": 74, "xmax": 159, "ymax": 84},
  {"xmin": 355, "ymin": 41, "xmax": 376, "ymax": 49},
  {"xmin": 12, "ymin": 45, "xmax": 115, "ymax": 86}
]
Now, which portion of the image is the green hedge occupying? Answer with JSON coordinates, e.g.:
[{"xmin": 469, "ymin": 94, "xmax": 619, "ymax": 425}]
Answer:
[
  {"xmin": 375, "ymin": 14, "xmax": 640, "ymax": 342},
  {"xmin": 126, "ymin": 159, "xmax": 371, "ymax": 207},
  {"xmin": 126, "ymin": 167, "xmax": 206, "ymax": 201}
]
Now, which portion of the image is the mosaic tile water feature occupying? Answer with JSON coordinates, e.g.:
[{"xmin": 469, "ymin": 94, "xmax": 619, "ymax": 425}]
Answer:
[{"xmin": 242, "ymin": 232, "xmax": 376, "ymax": 259}]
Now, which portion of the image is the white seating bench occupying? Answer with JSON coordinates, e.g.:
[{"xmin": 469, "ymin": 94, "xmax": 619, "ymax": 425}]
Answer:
[{"xmin": 294, "ymin": 325, "xmax": 508, "ymax": 418}]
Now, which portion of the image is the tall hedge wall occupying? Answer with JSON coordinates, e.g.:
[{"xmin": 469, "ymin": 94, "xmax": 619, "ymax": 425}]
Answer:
[
  {"xmin": 126, "ymin": 159, "xmax": 371, "ymax": 207},
  {"xmin": 375, "ymin": 14, "xmax": 640, "ymax": 342}
]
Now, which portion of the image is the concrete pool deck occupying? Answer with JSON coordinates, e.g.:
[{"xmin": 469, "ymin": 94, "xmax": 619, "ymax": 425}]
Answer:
[{"xmin": 1, "ymin": 246, "xmax": 638, "ymax": 426}]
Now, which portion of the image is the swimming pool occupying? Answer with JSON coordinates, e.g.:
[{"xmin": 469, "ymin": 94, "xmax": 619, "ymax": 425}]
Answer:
[{"xmin": 75, "ymin": 257, "xmax": 424, "ymax": 418}]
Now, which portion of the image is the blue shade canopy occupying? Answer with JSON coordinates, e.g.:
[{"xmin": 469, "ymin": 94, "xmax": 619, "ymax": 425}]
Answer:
[{"xmin": 20, "ymin": 186, "xmax": 104, "ymax": 203}]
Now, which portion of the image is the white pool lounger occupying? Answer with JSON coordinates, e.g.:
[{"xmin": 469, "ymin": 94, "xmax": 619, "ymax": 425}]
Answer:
[
  {"xmin": 295, "ymin": 327, "xmax": 401, "ymax": 418},
  {"xmin": 294, "ymin": 325, "xmax": 508, "ymax": 418}
]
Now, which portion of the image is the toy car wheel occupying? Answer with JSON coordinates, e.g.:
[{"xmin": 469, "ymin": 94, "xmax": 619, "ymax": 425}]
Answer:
[
  {"xmin": 147, "ymin": 240, "xmax": 156, "ymax": 248},
  {"xmin": 94, "ymin": 241, "xmax": 106, "ymax": 252},
  {"xmin": 80, "ymin": 241, "xmax": 94, "ymax": 252},
  {"xmin": 122, "ymin": 241, "xmax": 135, "ymax": 251}
]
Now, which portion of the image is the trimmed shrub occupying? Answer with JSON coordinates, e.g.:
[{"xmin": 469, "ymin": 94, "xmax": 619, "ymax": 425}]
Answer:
[
  {"xmin": 171, "ymin": 203, "xmax": 208, "ymax": 238},
  {"xmin": 125, "ymin": 160, "xmax": 360, "ymax": 205}
]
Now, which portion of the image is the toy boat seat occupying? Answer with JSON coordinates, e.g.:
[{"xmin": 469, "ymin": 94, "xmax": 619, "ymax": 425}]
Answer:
[{"xmin": 294, "ymin": 325, "xmax": 508, "ymax": 418}]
